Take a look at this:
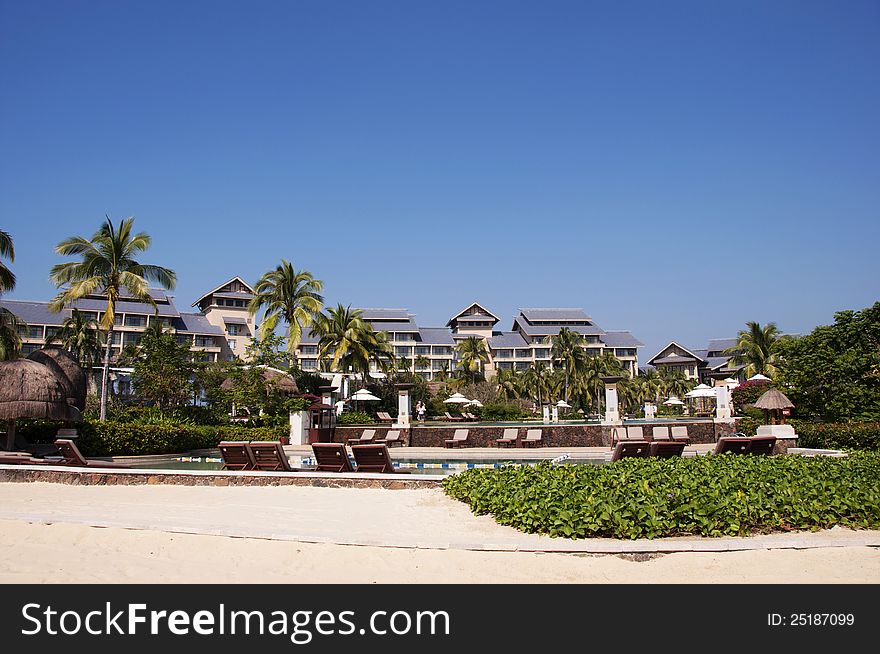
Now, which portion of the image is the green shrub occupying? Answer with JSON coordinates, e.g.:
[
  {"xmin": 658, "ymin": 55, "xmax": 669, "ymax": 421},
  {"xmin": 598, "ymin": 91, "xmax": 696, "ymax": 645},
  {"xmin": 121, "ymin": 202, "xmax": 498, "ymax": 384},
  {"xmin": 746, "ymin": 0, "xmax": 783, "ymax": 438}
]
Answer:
[
  {"xmin": 731, "ymin": 380, "xmax": 772, "ymax": 411},
  {"xmin": 475, "ymin": 403, "xmax": 528, "ymax": 421},
  {"xmin": 337, "ymin": 411, "xmax": 374, "ymax": 425},
  {"xmin": 442, "ymin": 453, "xmax": 880, "ymax": 539},
  {"xmin": 794, "ymin": 421, "xmax": 880, "ymax": 451}
]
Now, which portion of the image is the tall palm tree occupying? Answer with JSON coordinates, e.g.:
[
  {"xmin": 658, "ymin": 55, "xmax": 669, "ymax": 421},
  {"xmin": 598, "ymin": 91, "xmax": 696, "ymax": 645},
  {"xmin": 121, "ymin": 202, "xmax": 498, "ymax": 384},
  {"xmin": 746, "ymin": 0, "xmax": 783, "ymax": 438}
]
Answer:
[
  {"xmin": 456, "ymin": 335, "xmax": 489, "ymax": 384},
  {"xmin": 551, "ymin": 327, "xmax": 586, "ymax": 403},
  {"xmin": 414, "ymin": 355, "xmax": 430, "ymax": 373},
  {"xmin": 45, "ymin": 308, "xmax": 104, "ymax": 368},
  {"xmin": 248, "ymin": 260, "xmax": 324, "ymax": 356},
  {"xmin": 725, "ymin": 321, "xmax": 784, "ymax": 378},
  {"xmin": 49, "ymin": 216, "xmax": 177, "ymax": 421},
  {"xmin": 578, "ymin": 352, "xmax": 624, "ymax": 413},
  {"xmin": 496, "ymin": 367, "xmax": 522, "ymax": 401},
  {"xmin": 313, "ymin": 304, "xmax": 393, "ymax": 384},
  {"xmin": 660, "ymin": 368, "xmax": 694, "ymax": 401},
  {"xmin": 639, "ymin": 368, "xmax": 664, "ymax": 404},
  {"xmin": 0, "ymin": 230, "xmax": 15, "ymax": 294},
  {"xmin": 522, "ymin": 362, "xmax": 553, "ymax": 409}
]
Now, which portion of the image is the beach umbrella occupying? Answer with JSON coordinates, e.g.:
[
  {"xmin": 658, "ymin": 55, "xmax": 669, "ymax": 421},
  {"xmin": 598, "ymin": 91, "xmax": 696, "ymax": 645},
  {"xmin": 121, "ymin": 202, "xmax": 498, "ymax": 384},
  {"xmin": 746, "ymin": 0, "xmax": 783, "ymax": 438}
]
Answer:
[
  {"xmin": 443, "ymin": 392, "xmax": 470, "ymax": 404},
  {"xmin": 663, "ymin": 396, "xmax": 684, "ymax": 405},
  {"xmin": 556, "ymin": 400, "xmax": 571, "ymax": 408},
  {"xmin": 349, "ymin": 388, "xmax": 380, "ymax": 411},
  {"xmin": 748, "ymin": 374, "xmax": 771, "ymax": 382},
  {"xmin": 466, "ymin": 399, "xmax": 483, "ymax": 407}
]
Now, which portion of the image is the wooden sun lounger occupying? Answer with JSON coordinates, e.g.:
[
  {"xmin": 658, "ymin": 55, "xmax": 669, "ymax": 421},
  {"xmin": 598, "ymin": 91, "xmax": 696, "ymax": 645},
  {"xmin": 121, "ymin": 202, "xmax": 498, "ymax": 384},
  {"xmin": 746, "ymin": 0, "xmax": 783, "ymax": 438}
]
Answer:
[
  {"xmin": 521, "ymin": 429, "xmax": 543, "ymax": 448},
  {"xmin": 610, "ymin": 441, "xmax": 651, "ymax": 461},
  {"xmin": 376, "ymin": 412, "xmax": 395, "ymax": 423},
  {"xmin": 54, "ymin": 438, "xmax": 131, "ymax": 469},
  {"xmin": 747, "ymin": 436, "xmax": 777, "ymax": 456},
  {"xmin": 444, "ymin": 429, "xmax": 469, "ymax": 448},
  {"xmin": 651, "ymin": 426, "xmax": 671, "ymax": 442},
  {"xmin": 311, "ymin": 443, "xmax": 355, "ymax": 472},
  {"xmin": 0, "ymin": 452, "xmax": 54, "ymax": 465},
  {"xmin": 649, "ymin": 441, "xmax": 686, "ymax": 458},
  {"xmin": 346, "ymin": 428, "xmax": 376, "ymax": 445},
  {"xmin": 713, "ymin": 436, "xmax": 752, "ymax": 455},
  {"xmin": 611, "ymin": 426, "xmax": 644, "ymax": 448},
  {"xmin": 495, "ymin": 428, "xmax": 518, "ymax": 447},
  {"xmin": 246, "ymin": 441, "xmax": 301, "ymax": 472},
  {"xmin": 670, "ymin": 426, "xmax": 691, "ymax": 443},
  {"xmin": 350, "ymin": 444, "xmax": 410, "ymax": 474},
  {"xmin": 378, "ymin": 429, "xmax": 405, "ymax": 447},
  {"xmin": 218, "ymin": 441, "xmax": 255, "ymax": 470}
]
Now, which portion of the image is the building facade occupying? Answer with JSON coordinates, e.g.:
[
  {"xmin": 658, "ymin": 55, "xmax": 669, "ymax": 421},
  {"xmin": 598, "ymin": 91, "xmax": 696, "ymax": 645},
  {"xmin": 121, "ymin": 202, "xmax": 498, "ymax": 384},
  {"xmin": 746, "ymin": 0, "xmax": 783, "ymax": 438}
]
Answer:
[
  {"xmin": 295, "ymin": 302, "xmax": 643, "ymax": 380},
  {"xmin": 646, "ymin": 338, "xmax": 744, "ymax": 383}
]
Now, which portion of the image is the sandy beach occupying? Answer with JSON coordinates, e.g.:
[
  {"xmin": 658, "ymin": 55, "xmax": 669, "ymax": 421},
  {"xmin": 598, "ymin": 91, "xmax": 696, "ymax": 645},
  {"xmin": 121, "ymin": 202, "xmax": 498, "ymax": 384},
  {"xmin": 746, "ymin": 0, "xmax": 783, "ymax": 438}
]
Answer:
[{"xmin": 1, "ymin": 482, "xmax": 878, "ymax": 583}]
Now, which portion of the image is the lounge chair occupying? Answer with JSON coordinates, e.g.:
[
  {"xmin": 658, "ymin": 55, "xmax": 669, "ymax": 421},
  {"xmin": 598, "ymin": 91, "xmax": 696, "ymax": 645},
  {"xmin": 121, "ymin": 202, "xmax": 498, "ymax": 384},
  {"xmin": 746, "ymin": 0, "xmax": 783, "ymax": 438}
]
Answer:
[
  {"xmin": 713, "ymin": 436, "xmax": 751, "ymax": 455},
  {"xmin": 443, "ymin": 412, "xmax": 465, "ymax": 422},
  {"xmin": 465, "ymin": 412, "xmax": 480, "ymax": 421},
  {"xmin": 649, "ymin": 441, "xmax": 686, "ymax": 458},
  {"xmin": 378, "ymin": 429, "xmax": 405, "ymax": 447},
  {"xmin": 53, "ymin": 438, "xmax": 131, "ymax": 469},
  {"xmin": 495, "ymin": 428, "xmax": 518, "ymax": 447},
  {"xmin": 311, "ymin": 443, "xmax": 355, "ymax": 472},
  {"xmin": 247, "ymin": 441, "xmax": 300, "ymax": 472},
  {"xmin": 610, "ymin": 426, "xmax": 643, "ymax": 447},
  {"xmin": 747, "ymin": 436, "xmax": 777, "ymax": 456},
  {"xmin": 376, "ymin": 411, "xmax": 395, "ymax": 424},
  {"xmin": 346, "ymin": 428, "xmax": 376, "ymax": 445},
  {"xmin": 0, "ymin": 452, "xmax": 54, "ymax": 465},
  {"xmin": 626, "ymin": 426, "xmax": 645, "ymax": 441},
  {"xmin": 610, "ymin": 441, "xmax": 651, "ymax": 461},
  {"xmin": 521, "ymin": 429, "xmax": 543, "ymax": 448},
  {"xmin": 670, "ymin": 426, "xmax": 691, "ymax": 443},
  {"xmin": 651, "ymin": 426, "xmax": 671, "ymax": 442},
  {"xmin": 350, "ymin": 444, "xmax": 410, "ymax": 474},
  {"xmin": 444, "ymin": 429, "xmax": 470, "ymax": 448},
  {"xmin": 218, "ymin": 441, "xmax": 255, "ymax": 470}
]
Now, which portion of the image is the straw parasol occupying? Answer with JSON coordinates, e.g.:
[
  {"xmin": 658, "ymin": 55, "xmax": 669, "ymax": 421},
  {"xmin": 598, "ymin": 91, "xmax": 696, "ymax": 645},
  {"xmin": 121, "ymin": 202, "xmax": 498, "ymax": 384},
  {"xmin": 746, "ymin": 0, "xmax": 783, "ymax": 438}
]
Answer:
[
  {"xmin": 754, "ymin": 388, "xmax": 794, "ymax": 425},
  {"xmin": 0, "ymin": 358, "xmax": 82, "ymax": 450},
  {"xmin": 220, "ymin": 368, "xmax": 299, "ymax": 394},
  {"xmin": 27, "ymin": 347, "xmax": 88, "ymax": 412}
]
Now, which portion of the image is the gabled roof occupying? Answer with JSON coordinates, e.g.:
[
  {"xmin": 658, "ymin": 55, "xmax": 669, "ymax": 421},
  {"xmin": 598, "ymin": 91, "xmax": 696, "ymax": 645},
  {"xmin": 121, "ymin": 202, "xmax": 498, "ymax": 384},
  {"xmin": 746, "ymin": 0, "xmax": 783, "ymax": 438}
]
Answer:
[
  {"xmin": 369, "ymin": 320, "xmax": 419, "ymax": 333},
  {"xmin": 191, "ymin": 276, "xmax": 255, "ymax": 307},
  {"xmin": 488, "ymin": 331, "xmax": 529, "ymax": 349},
  {"xmin": 0, "ymin": 300, "xmax": 68, "ymax": 325},
  {"xmin": 647, "ymin": 341, "xmax": 706, "ymax": 365},
  {"xmin": 359, "ymin": 308, "xmax": 412, "ymax": 321},
  {"xmin": 175, "ymin": 313, "xmax": 225, "ymax": 335},
  {"xmin": 446, "ymin": 302, "xmax": 501, "ymax": 327},
  {"xmin": 71, "ymin": 297, "xmax": 181, "ymax": 317},
  {"xmin": 513, "ymin": 318, "xmax": 604, "ymax": 337},
  {"xmin": 519, "ymin": 308, "xmax": 591, "ymax": 322},
  {"xmin": 418, "ymin": 327, "xmax": 456, "ymax": 346},
  {"xmin": 707, "ymin": 337, "xmax": 738, "ymax": 353}
]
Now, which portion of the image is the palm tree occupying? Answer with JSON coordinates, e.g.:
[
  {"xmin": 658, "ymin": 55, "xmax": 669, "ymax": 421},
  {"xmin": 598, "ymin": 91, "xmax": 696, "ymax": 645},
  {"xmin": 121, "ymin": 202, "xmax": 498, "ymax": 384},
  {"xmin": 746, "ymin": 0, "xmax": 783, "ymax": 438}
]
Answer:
[
  {"xmin": 639, "ymin": 368, "xmax": 664, "ymax": 404},
  {"xmin": 456, "ymin": 336, "xmax": 489, "ymax": 384},
  {"xmin": 496, "ymin": 367, "xmax": 522, "ymax": 401},
  {"xmin": 414, "ymin": 355, "xmax": 430, "ymax": 373},
  {"xmin": 551, "ymin": 327, "xmax": 586, "ymax": 403},
  {"xmin": 578, "ymin": 352, "xmax": 625, "ymax": 413},
  {"xmin": 45, "ymin": 308, "xmax": 104, "ymax": 368},
  {"xmin": 313, "ymin": 304, "xmax": 393, "ymax": 384},
  {"xmin": 0, "ymin": 230, "xmax": 15, "ymax": 294},
  {"xmin": 248, "ymin": 259, "xmax": 324, "ymax": 356},
  {"xmin": 522, "ymin": 362, "xmax": 553, "ymax": 409},
  {"xmin": 0, "ymin": 308, "xmax": 23, "ymax": 361},
  {"xmin": 725, "ymin": 321, "xmax": 785, "ymax": 378},
  {"xmin": 660, "ymin": 368, "xmax": 694, "ymax": 401},
  {"xmin": 49, "ymin": 216, "xmax": 177, "ymax": 421}
]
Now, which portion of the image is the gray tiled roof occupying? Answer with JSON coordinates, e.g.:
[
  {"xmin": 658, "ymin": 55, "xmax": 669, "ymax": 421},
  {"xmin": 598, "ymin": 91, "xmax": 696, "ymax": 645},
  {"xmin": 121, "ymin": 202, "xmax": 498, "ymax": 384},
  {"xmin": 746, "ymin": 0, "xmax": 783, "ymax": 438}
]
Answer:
[
  {"xmin": 418, "ymin": 327, "xmax": 455, "ymax": 345},
  {"xmin": 488, "ymin": 331, "xmax": 528, "ymax": 348},
  {"xmin": 175, "ymin": 313, "xmax": 225, "ymax": 335},
  {"xmin": 706, "ymin": 356, "xmax": 734, "ymax": 370},
  {"xmin": 359, "ymin": 308, "xmax": 411, "ymax": 320},
  {"xmin": 514, "ymin": 318, "xmax": 605, "ymax": 337},
  {"xmin": 222, "ymin": 316, "xmax": 249, "ymax": 325},
  {"xmin": 600, "ymin": 331, "xmax": 644, "ymax": 348},
  {"xmin": 71, "ymin": 297, "xmax": 181, "ymax": 317},
  {"xmin": 707, "ymin": 338, "xmax": 738, "ymax": 352},
  {"xmin": 519, "ymin": 308, "xmax": 591, "ymax": 322},
  {"xmin": 368, "ymin": 320, "xmax": 419, "ymax": 332},
  {"xmin": 0, "ymin": 300, "xmax": 68, "ymax": 325},
  {"xmin": 299, "ymin": 330, "xmax": 320, "ymax": 345},
  {"xmin": 653, "ymin": 354, "xmax": 699, "ymax": 364},
  {"xmin": 212, "ymin": 291, "xmax": 254, "ymax": 300},
  {"xmin": 454, "ymin": 314, "xmax": 497, "ymax": 322}
]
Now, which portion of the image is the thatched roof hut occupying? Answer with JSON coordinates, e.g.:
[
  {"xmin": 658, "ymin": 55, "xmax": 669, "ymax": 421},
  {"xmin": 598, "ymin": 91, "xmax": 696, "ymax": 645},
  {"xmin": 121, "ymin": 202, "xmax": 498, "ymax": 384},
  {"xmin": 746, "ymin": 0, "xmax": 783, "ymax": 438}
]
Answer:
[
  {"xmin": 754, "ymin": 388, "xmax": 794, "ymax": 425},
  {"xmin": 220, "ymin": 367, "xmax": 299, "ymax": 394},
  {"xmin": 27, "ymin": 347, "xmax": 87, "ymax": 412},
  {"xmin": 0, "ymin": 358, "xmax": 82, "ymax": 450}
]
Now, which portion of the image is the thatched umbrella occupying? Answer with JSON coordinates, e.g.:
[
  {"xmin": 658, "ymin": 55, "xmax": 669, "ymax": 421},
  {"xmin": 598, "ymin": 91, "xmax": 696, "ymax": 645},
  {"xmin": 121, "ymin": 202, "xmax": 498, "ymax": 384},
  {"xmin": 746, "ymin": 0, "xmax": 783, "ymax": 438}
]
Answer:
[
  {"xmin": 219, "ymin": 368, "xmax": 299, "ymax": 394},
  {"xmin": 27, "ymin": 347, "xmax": 88, "ymax": 413},
  {"xmin": 0, "ymin": 359, "xmax": 82, "ymax": 450},
  {"xmin": 754, "ymin": 388, "xmax": 794, "ymax": 425}
]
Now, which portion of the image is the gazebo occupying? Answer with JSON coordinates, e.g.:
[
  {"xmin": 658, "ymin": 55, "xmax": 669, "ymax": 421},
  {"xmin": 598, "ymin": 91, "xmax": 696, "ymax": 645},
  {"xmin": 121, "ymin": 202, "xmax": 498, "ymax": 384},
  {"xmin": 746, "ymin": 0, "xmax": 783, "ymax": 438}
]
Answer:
[
  {"xmin": 0, "ymin": 358, "xmax": 82, "ymax": 451},
  {"xmin": 754, "ymin": 388, "xmax": 794, "ymax": 425}
]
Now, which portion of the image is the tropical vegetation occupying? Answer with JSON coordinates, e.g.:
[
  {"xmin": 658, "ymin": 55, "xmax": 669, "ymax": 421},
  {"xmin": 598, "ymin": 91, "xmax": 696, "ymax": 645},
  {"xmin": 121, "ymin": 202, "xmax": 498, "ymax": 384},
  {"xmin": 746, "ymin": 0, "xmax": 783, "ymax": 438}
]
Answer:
[{"xmin": 45, "ymin": 308, "xmax": 104, "ymax": 368}]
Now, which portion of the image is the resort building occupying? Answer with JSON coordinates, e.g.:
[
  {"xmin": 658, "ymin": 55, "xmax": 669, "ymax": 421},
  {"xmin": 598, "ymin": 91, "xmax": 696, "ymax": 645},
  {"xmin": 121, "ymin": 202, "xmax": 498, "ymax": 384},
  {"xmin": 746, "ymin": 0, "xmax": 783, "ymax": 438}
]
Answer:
[
  {"xmin": 296, "ymin": 302, "xmax": 643, "ymax": 380},
  {"xmin": 191, "ymin": 276, "xmax": 257, "ymax": 361},
  {"xmin": 646, "ymin": 338, "xmax": 744, "ymax": 383}
]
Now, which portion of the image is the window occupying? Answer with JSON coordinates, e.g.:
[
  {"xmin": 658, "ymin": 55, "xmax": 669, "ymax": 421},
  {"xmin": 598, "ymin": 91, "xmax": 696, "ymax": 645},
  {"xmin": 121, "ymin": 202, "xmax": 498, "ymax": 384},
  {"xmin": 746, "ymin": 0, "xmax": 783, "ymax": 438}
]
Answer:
[
  {"xmin": 497, "ymin": 361, "xmax": 513, "ymax": 370},
  {"xmin": 26, "ymin": 326, "xmax": 43, "ymax": 339},
  {"xmin": 175, "ymin": 335, "xmax": 192, "ymax": 346},
  {"xmin": 301, "ymin": 345, "xmax": 317, "ymax": 355},
  {"xmin": 301, "ymin": 359, "xmax": 317, "ymax": 370},
  {"xmin": 515, "ymin": 362, "xmax": 530, "ymax": 371},
  {"xmin": 395, "ymin": 346, "xmax": 412, "ymax": 357},
  {"xmin": 432, "ymin": 346, "xmax": 452, "ymax": 356},
  {"xmin": 123, "ymin": 332, "xmax": 141, "ymax": 345},
  {"xmin": 124, "ymin": 314, "xmax": 146, "ymax": 327},
  {"xmin": 515, "ymin": 349, "xmax": 531, "ymax": 358},
  {"xmin": 494, "ymin": 349, "xmax": 513, "ymax": 359},
  {"xmin": 45, "ymin": 327, "xmax": 61, "ymax": 339},
  {"xmin": 535, "ymin": 348, "xmax": 550, "ymax": 358},
  {"xmin": 394, "ymin": 332, "xmax": 415, "ymax": 342},
  {"xmin": 21, "ymin": 343, "xmax": 40, "ymax": 355},
  {"xmin": 432, "ymin": 360, "xmax": 448, "ymax": 371},
  {"xmin": 227, "ymin": 339, "xmax": 236, "ymax": 350},
  {"xmin": 586, "ymin": 336, "xmax": 600, "ymax": 344},
  {"xmin": 195, "ymin": 336, "xmax": 215, "ymax": 348},
  {"xmin": 235, "ymin": 300, "xmax": 246, "ymax": 307},
  {"xmin": 227, "ymin": 324, "xmax": 241, "ymax": 336},
  {"xmin": 414, "ymin": 346, "xmax": 430, "ymax": 356},
  {"xmin": 615, "ymin": 348, "xmax": 636, "ymax": 357}
]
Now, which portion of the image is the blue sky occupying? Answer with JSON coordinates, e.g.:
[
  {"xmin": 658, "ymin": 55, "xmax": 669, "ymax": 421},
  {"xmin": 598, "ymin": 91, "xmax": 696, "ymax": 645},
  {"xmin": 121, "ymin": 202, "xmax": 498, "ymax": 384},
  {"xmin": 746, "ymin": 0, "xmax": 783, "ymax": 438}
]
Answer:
[{"xmin": 2, "ymin": 0, "xmax": 878, "ymax": 359}]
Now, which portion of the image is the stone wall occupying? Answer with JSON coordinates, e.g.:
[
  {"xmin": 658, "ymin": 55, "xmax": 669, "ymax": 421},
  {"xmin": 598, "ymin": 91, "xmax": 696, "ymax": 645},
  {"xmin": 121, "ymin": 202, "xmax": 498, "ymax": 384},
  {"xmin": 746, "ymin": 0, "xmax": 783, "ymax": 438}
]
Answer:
[{"xmin": 336, "ymin": 421, "xmax": 739, "ymax": 448}]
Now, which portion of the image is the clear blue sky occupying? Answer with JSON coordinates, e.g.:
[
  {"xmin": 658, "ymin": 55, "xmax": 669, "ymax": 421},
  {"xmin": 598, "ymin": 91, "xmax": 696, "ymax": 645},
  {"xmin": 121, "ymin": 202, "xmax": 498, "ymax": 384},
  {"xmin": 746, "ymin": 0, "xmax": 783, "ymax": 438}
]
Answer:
[{"xmin": 2, "ymin": 0, "xmax": 878, "ymax": 360}]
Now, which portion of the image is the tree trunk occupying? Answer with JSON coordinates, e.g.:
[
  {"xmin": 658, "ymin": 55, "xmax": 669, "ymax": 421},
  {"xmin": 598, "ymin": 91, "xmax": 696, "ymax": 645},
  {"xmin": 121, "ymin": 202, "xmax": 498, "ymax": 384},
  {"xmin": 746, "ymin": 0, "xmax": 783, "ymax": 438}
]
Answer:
[
  {"xmin": 100, "ymin": 325, "xmax": 114, "ymax": 422},
  {"xmin": 5, "ymin": 419, "xmax": 15, "ymax": 451}
]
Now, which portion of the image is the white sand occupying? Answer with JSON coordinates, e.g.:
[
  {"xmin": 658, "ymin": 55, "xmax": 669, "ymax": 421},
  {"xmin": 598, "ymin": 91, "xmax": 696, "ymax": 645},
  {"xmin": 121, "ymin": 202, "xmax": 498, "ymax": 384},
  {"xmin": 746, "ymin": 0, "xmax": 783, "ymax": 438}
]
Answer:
[{"xmin": 1, "ymin": 482, "xmax": 878, "ymax": 583}]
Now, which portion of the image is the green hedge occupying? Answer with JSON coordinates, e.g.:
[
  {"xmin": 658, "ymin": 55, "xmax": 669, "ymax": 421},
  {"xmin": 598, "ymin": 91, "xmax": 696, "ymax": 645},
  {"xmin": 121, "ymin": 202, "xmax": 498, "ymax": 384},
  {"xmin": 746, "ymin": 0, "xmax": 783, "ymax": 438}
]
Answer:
[
  {"xmin": 475, "ymin": 403, "xmax": 529, "ymax": 421},
  {"xmin": 16, "ymin": 420, "xmax": 286, "ymax": 457},
  {"xmin": 442, "ymin": 453, "xmax": 880, "ymax": 539},
  {"xmin": 794, "ymin": 421, "xmax": 880, "ymax": 451},
  {"xmin": 337, "ymin": 411, "xmax": 375, "ymax": 425}
]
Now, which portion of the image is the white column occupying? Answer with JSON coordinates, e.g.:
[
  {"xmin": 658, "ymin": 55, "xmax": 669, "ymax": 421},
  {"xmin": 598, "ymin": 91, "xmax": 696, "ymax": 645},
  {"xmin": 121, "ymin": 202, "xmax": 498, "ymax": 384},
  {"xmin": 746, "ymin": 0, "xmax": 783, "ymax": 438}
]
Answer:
[
  {"xmin": 395, "ymin": 388, "xmax": 411, "ymax": 430},
  {"xmin": 603, "ymin": 383, "xmax": 622, "ymax": 425},
  {"xmin": 715, "ymin": 384, "xmax": 733, "ymax": 422},
  {"xmin": 289, "ymin": 411, "xmax": 309, "ymax": 445},
  {"xmin": 551, "ymin": 405, "xmax": 559, "ymax": 423}
]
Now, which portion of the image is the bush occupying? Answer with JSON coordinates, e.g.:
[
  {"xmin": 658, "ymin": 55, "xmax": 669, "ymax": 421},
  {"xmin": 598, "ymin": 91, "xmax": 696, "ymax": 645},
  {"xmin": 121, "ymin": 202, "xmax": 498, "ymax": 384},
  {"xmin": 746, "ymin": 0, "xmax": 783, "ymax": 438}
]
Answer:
[
  {"xmin": 475, "ymin": 403, "xmax": 529, "ymax": 421},
  {"xmin": 337, "ymin": 411, "xmax": 374, "ymax": 425},
  {"xmin": 731, "ymin": 380, "xmax": 772, "ymax": 412},
  {"xmin": 793, "ymin": 421, "xmax": 880, "ymax": 451},
  {"xmin": 442, "ymin": 453, "xmax": 880, "ymax": 539}
]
